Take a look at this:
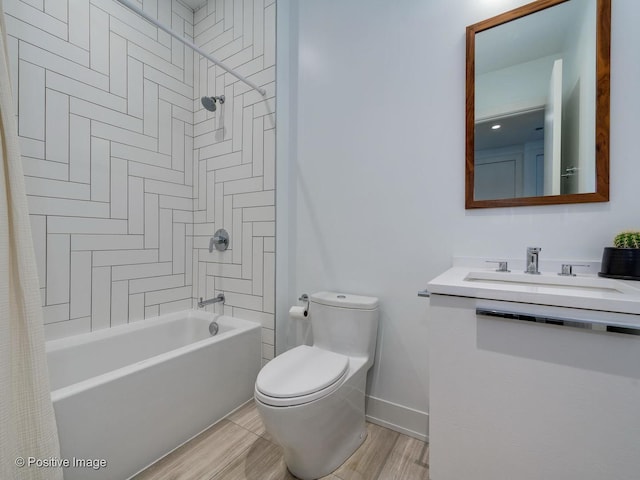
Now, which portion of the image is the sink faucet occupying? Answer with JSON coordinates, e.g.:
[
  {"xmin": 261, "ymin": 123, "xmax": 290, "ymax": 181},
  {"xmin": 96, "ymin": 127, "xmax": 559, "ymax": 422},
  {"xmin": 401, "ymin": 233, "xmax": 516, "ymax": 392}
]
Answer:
[
  {"xmin": 525, "ymin": 247, "xmax": 541, "ymax": 274},
  {"xmin": 198, "ymin": 293, "xmax": 225, "ymax": 308}
]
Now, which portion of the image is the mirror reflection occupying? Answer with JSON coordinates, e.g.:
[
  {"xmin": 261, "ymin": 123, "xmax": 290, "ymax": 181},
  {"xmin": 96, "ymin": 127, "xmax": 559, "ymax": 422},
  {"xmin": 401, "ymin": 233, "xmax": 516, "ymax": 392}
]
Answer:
[{"xmin": 466, "ymin": 0, "xmax": 610, "ymax": 208}]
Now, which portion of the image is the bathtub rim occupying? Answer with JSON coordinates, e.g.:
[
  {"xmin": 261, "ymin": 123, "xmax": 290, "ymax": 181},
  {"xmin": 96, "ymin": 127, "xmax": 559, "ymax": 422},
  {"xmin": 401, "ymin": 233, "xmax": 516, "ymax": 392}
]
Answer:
[{"xmin": 48, "ymin": 311, "xmax": 261, "ymax": 402}]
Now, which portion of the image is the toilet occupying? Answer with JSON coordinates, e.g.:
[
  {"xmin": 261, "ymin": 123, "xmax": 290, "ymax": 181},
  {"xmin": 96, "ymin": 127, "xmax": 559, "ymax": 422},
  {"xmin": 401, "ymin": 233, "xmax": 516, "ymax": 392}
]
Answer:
[{"xmin": 254, "ymin": 291, "xmax": 379, "ymax": 480}]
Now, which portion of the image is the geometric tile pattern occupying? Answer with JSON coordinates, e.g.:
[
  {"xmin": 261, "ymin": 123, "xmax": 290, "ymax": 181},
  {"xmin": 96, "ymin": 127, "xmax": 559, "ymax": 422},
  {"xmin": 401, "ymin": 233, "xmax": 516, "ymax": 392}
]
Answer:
[
  {"xmin": 193, "ymin": 0, "xmax": 276, "ymax": 361},
  {"xmin": 5, "ymin": 0, "xmax": 276, "ymax": 361}
]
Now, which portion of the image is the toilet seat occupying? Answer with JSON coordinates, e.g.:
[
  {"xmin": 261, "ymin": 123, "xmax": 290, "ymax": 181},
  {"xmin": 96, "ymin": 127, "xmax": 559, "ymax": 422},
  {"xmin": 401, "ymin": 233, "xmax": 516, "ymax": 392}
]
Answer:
[{"xmin": 255, "ymin": 346, "xmax": 349, "ymax": 407}]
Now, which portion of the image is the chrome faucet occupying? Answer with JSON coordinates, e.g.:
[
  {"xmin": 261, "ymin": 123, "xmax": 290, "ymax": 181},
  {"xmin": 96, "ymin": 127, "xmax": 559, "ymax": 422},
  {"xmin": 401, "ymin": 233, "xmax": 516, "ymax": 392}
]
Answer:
[
  {"xmin": 198, "ymin": 293, "xmax": 225, "ymax": 308},
  {"xmin": 525, "ymin": 247, "xmax": 541, "ymax": 274}
]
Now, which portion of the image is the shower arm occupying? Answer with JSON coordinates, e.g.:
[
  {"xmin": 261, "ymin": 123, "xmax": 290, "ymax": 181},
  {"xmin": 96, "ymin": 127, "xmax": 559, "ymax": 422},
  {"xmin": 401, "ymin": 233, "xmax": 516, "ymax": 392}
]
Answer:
[{"xmin": 115, "ymin": 0, "xmax": 267, "ymax": 96}]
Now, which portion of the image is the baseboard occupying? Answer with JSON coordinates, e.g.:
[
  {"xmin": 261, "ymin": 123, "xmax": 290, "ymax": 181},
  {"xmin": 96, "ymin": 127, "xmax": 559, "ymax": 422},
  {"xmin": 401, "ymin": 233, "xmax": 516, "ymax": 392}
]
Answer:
[{"xmin": 365, "ymin": 395, "xmax": 429, "ymax": 442}]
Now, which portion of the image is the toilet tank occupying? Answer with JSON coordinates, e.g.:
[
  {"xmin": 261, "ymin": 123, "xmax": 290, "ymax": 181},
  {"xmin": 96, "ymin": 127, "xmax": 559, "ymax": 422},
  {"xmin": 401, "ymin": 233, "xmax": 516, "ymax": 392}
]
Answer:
[{"xmin": 309, "ymin": 292, "xmax": 379, "ymax": 365}]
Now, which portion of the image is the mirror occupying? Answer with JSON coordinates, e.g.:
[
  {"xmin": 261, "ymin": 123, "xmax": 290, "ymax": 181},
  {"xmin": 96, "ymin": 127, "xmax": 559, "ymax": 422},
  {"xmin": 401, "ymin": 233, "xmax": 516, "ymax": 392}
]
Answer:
[{"xmin": 466, "ymin": 0, "xmax": 610, "ymax": 208}]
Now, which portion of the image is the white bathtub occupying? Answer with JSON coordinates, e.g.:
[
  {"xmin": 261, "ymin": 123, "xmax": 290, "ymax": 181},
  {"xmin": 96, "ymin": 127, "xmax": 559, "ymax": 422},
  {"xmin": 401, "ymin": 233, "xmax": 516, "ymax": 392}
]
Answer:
[{"xmin": 46, "ymin": 311, "xmax": 261, "ymax": 480}]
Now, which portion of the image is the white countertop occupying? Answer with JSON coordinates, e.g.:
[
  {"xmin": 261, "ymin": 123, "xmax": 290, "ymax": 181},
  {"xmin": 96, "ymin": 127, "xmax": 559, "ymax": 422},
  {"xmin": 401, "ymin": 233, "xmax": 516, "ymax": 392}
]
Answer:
[{"xmin": 427, "ymin": 266, "xmax": 640, "ymax": 315}]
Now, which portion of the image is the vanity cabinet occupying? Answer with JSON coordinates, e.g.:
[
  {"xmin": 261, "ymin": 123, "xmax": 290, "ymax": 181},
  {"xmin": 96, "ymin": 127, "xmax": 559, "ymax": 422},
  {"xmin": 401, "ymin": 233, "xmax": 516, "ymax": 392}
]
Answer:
[{"xmin": 427, "ymin": 276, "xmax": 640, "ymax": 480}]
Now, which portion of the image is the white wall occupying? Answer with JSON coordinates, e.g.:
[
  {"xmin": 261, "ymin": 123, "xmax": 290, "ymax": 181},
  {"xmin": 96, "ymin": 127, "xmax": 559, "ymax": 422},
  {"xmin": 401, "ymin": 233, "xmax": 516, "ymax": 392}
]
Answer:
[
  {"xmin": 6, "ymin": 0, "xmax": 276, "ymax": 362},
  {"xmin": 277, "ymin": 0, "xmax": 640, "ymax": 437}
]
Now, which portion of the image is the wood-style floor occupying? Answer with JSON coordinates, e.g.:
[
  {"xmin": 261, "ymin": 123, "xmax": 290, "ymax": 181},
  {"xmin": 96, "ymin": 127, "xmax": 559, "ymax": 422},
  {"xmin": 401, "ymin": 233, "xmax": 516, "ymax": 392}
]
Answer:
[{"xmin": 133, "ymin": 401, "xmax": 429, "ymax": 480}]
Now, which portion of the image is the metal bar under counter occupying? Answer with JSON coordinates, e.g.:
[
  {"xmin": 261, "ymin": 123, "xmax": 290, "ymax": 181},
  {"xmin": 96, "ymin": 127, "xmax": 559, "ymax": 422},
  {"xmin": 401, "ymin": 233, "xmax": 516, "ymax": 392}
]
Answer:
[{"xmin": 476, "ymin": 307, "xmax": 640, "ymax": 336}]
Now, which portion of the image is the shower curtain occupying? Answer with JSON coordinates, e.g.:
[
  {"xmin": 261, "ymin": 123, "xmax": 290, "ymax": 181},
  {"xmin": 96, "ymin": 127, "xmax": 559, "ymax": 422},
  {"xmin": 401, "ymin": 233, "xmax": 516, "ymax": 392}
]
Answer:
[{"xmin": 0, "ymin": 1, "xmax": 62, "ymax": 479}]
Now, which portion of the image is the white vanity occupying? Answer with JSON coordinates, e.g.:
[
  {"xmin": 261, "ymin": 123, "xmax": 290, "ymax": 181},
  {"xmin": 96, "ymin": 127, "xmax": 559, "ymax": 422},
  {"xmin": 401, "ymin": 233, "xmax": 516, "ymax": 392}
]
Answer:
[{"xmin": 427, "ymin": 265, "xmax": 640, "ymax": 480}]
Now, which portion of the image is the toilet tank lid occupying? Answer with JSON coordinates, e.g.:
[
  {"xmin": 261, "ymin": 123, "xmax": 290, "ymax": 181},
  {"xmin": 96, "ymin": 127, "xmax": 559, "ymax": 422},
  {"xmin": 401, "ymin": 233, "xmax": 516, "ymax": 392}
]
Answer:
[{"xmin": 310, "ymin": 291, "xmax": 379, "ymax": 310}]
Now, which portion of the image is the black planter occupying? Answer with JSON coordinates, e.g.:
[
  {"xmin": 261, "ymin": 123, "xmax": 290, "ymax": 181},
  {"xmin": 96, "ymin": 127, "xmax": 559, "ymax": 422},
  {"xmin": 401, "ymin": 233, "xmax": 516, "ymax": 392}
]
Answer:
[{"xmin": 599, "ymin": 247, "xmax": 640, "ymax": 280}]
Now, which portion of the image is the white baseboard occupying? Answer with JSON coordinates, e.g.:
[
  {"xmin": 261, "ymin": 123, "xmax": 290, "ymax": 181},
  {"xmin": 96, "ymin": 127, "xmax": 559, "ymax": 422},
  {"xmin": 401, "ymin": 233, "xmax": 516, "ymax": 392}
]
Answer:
[{"xmin": 365, "ymin": 395, "xmax": 429, "ymax": 442}]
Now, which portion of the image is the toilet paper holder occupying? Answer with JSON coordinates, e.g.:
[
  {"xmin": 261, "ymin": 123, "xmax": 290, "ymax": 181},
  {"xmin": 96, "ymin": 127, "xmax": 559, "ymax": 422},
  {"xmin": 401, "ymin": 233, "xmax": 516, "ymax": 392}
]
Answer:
[{"xmin": 298, "ymin": 293, "xmax": 309, "ymax": 312}]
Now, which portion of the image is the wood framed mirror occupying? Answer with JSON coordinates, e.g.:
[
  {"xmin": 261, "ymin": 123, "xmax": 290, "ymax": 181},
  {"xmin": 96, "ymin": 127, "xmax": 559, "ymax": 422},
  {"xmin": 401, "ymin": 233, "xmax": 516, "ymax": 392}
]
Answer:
[{"xmin": 465, "ymin": 0, "xmax": 610, "ymax": 209}]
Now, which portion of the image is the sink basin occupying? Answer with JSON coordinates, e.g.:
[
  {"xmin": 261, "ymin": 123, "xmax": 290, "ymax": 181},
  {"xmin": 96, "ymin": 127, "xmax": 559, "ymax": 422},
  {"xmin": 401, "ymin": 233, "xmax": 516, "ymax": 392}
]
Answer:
[{"xmin": 463, "ymin": 270, "xmax": 640, "ymax": 296}]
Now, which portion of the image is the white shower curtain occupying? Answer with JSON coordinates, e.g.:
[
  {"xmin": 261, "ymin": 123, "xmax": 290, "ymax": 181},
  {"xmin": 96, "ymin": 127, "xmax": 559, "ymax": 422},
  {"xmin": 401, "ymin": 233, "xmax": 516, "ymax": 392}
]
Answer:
[{"xmin": 0, "ymin": 0, "xmax": 62, "ymax": 478}]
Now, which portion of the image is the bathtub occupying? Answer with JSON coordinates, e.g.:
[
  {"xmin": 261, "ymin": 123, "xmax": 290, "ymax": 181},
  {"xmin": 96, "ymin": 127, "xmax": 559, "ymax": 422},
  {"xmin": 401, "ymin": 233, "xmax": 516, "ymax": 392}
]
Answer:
[{"xmin": 46, "ymin": 311, "xmax": 261, "ymax": 480}]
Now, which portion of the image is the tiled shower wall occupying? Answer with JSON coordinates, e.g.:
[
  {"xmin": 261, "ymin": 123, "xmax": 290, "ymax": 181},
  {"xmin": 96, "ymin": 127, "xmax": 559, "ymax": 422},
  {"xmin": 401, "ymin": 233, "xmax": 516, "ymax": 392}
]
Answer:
[
  {"xmin": 6, "ymin": 0, "xmax": 276, "ymax": 361},
  {"xmin": 192, "ymin": 0, "xmax": 276, "ymax": 361}
]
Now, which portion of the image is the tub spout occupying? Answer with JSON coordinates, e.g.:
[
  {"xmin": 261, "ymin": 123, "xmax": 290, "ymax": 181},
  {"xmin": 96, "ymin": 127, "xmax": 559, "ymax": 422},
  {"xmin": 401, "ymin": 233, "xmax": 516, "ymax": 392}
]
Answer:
[{"xmin": 198, "ymin": 293, "xmax": 225, "ymax": 308}]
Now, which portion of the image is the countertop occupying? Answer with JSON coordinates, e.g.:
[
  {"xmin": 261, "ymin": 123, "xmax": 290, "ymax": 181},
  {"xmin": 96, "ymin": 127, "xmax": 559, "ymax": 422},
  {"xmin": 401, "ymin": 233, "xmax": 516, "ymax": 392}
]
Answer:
[{"xmin": 427, "ymin": 266, "xmax": 640, "ymax": 316}]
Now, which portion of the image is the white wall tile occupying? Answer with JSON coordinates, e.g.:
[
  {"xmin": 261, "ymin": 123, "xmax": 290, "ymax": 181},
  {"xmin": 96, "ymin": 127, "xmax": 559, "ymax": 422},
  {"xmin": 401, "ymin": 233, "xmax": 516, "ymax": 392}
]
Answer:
[
  {"xmin": 94, "ymin": 122, "xmax": 157, "ymax": 152},
  {"xmin": 129, "ymin": 274, "xmax": 185, "ymax": 294},
  {"xmin": 172, "ymin": 118, "xmax": 185, "ymax": 171},
  {"xmin": 93, "ymin": 249, "xmax": 158, "ymax": 267},
  {"xmin": 145, "ymin": 285, "xmax": 191, "ymax": 305},
  {"xmin": 46, "ymin": 234, "xmax": 70, "ymax": 305},
  {"xmin": 43, "ymin": 303, "xmax": 70, "ymax": 325},
  {"xmin": 143, "ymin": 79, "xmax": 159, "ymax": 137},
  {"xmin": 28, "ymin": 197, "xmax": 110, "ymax": 218},
  {"xmin": 159, "ymin": 85, "xmax": 191, "ymax": 111},
  {"xmin": 90, "ymin": 4, "xmax": 110, "ymax": 74},
  {"xmin": 18, "ymin": 60, "xmax": 45, "ymax": 140},
  {"xmin": 158, "ymin": 100, "xmax": 172, "ymax": 154},
  {"xmin": 69, "ymin": 114, "xmax": 91, "ymax": 183},
  {"xmin": 69, "ymin": 0, "xmax": 90, "ymax": 49},
  {"xmin": 128, "ymin": 57, "xmax": 145, "ymax": 119},
  {"xmin": 44, "ymin": 0, "xmax": 67, "ymax": 23},
  {"xmin": 22, "ymin": 158, "xmax": 68, "ymax": 181},
  {"xmin": 242, "ymin": 205, "xmax": 274, "ymax": 222},
  {"xmin": 253, "ymin": 221, "xmax": 274, "ymax": 236},
  {"xmin": 264, "ymin": 3, "xmax": 275, "ymax": 68},
  {"xmin": 48, "ymin": 217, "xmax": 128, "ymax": 234},
  {"xmin": 129, "ymin": 293, "xmax": 145, "ymax": 322},
  {"xmin": 128, "ymin": 176, "xmax": 144, "ymax": 234},
  {"xmin": 72, "ymin": 234, "xmax": 144, "ymax": 251},
  {"xmin": 30, "ymin": 215, "xmax": 47, "ymax": 289},
  {"xmin": 144, "ymin": 193, "xmax": 160, "ymax": 248},
  {"xmin": 112, "ymin": 142, "xmax": 170, "ymax": 168},
  {"xmin": 45, "ymin": 89, "xmax": 69, "ymax": 163},
  {"xmin": 263, "ymin": 127, "xmax": 275, "ymax": 189},
  {"xmin": 252, "ymin": 116, "xmax": 263, "ymax": 174},
  {"xmin": 44, "ymin": 317, "xmax": 91, "ymax": 341},
  {"xmin": 110, "ymin": 32, "xmax": 128, "ymax": 98},
  {"xmin": 91, "ymin": 266, "xmax": 111, "ymax": 330},
  {"xmin": 252, "ymin": 236, "xmax": 263, "ymax": 295},
  {"xmin": 20, "ymin": 137, "xmax": 45, "ymax": 159},
  {"xmin": 111, "ymin": 280, "xmax": 130, "ymax": 326},
  {"xmin": 159, "ymin": 208, "xmax": 173, "ymax": 261},
  {"xmin": 111, "ymin": 158, "xmax": 129, "ymax": 219},
  {"xmin": 24, "ymin": 177, "xmax": 90, "ymax": 201},
  {"xmin": 173, "ymin": 222, "xmax": 185, "ymax": 274},
  {"xmin": 90, "ymin": 137, "xmax": 110, "ymax": 202},
  {"xmin": 112, "ymin": 262, "xmax": 173, "ymax": 281},
  {"xmin": 241, "ymin": 220, "xmax": 252, "ymax": 279},
  {"xmin": 70, "ymin": 251, "xmax": 92, "ymax": 319},
  {"xmin": 263, "ymin": 251, "xmax": 274, "ymax": 313},
  {"xmin": 159, "ymin": 298, "xmax": 192, "ymax": 315},
  {"xmin": 223, "ymin": 176, "xmax": 262, "ymax": 195}
]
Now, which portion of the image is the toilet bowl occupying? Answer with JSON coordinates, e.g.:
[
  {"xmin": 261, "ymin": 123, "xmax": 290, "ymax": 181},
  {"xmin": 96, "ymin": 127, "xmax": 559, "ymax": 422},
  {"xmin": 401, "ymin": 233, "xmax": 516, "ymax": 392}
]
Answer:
[{"xmin": 254, "ymin": 291, "xmax": 379, "ymax": 480}]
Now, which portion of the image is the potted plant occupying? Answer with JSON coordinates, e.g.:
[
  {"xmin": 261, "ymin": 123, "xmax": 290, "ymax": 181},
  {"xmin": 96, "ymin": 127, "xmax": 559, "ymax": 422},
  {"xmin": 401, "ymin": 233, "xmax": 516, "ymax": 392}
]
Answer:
[{"xmin": 599, "ymin": 231, "xmax": 640, "ymax": 280}]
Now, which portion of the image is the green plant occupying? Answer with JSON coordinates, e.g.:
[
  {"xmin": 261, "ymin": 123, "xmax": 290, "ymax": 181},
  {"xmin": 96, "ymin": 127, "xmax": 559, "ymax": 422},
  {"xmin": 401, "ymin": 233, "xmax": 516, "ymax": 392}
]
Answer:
[{"xmin": 613, "ymin": 231, "xmax": 640, "ymax": 249}]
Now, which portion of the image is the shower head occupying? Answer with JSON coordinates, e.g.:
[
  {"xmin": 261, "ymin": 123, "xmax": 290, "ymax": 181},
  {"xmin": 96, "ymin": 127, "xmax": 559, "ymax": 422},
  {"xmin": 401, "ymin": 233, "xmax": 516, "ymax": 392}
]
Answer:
[{"xmin": 201, "ymin": 95, "xmax": 225, "ymax": 112}]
